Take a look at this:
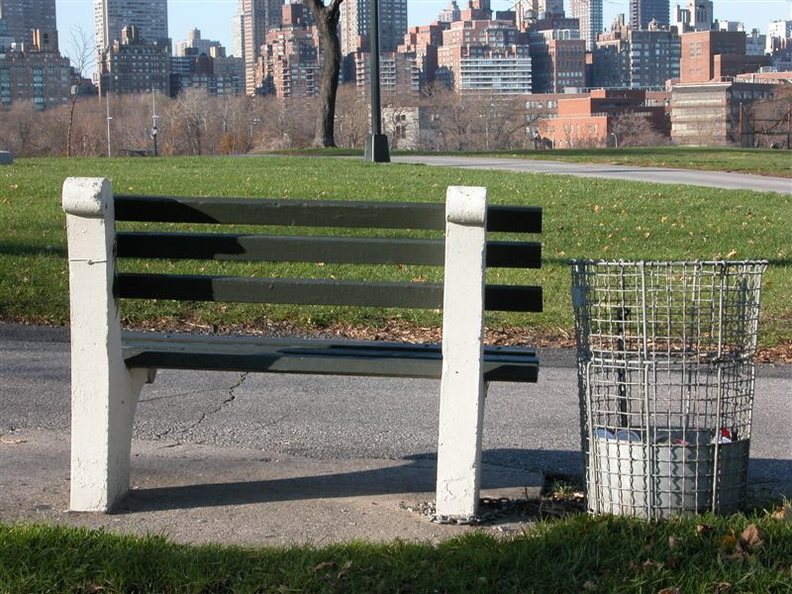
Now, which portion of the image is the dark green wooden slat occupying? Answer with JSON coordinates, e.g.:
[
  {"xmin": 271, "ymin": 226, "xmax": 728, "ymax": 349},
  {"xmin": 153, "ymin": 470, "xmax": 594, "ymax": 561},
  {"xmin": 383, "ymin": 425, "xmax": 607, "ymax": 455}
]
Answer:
[
  {"xmin": 117, "ymin": 273, "xmax": 444, "ymax": 309},
  {"xmin": 115, "ymin": 196, "xmax": 541, "ymax": 233},
  {"xmin": 117, "ymin": 232, "xmax": 446, "ymax": 265},
  {"xmin": 121, "ymin": 333, "xmax": 538, "ymax": 382},
  {"xmin": 117, "ymin": 233, "xmax": 539, "ymax": 268},
  {"xmin": 486, "ymin": 241, "xmax": 541, "ymax": 268},
  {"xmin": 115, "ymin": 195, "xmax": 447, "ymax": 230},
  {"xmin": 487, "ymin": 206, "xmax": 542, "ymax": 233},
  {"xmin": 122, "ymin": 332, "xmax": 537, "ymax": 358},
  {"xmin": 484, "ymin": 285, "xmax": 543, "ymax": 312},
  {"xmin": 118, "ymin": 274, "xmax": 540, "ymax": 311}
]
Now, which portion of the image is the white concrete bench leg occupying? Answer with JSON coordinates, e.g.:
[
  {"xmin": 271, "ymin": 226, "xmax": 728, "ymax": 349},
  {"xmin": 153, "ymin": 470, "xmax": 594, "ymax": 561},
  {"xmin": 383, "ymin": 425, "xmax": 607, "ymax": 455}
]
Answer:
[
  {"xmin": 62, "ymin": 177, "xmax": 148, "ymax": 512},
  {"xmin": 436, "ymin": 186, "xmax": 488, "ymax": 520}
]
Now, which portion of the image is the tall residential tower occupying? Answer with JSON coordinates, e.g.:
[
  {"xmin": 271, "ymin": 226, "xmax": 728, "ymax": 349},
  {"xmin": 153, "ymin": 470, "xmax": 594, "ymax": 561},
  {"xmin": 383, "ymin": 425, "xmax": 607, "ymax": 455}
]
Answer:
[
  {"xmin": 569, "ymin": 0, "xmax": 603, "ymax": 51},
  {"xmin": 630, "ymin": 0, "xmax": 670, "ymax": 29},
  {"xmin": 340, "ymin": 0, "xmax": 408, "ymax": 56},
  {"xmin": 94, "ymin": 0, "xmax": 169, "ymax": 50},
  {"xmin": 0, "ymin": 0, "xmax": 57, "ymax": 47}
]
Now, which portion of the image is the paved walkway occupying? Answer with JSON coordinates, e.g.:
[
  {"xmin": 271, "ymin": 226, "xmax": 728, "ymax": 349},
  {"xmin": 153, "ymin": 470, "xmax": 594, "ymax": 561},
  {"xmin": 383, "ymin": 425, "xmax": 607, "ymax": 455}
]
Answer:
[
  {"xmin": 391, "ymin": 155, "xmax": 792, "ymax": 194},
  {"xmin": 1, "ymin": 324, "xmax": 790, "ymax": 547}
]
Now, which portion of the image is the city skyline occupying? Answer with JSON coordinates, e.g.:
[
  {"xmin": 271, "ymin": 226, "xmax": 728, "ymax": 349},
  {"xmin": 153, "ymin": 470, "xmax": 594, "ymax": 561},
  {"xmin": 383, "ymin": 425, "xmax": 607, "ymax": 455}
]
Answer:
[{"xmin": 48, "ymin": 0, "xmax": 789, "ymax": 61}]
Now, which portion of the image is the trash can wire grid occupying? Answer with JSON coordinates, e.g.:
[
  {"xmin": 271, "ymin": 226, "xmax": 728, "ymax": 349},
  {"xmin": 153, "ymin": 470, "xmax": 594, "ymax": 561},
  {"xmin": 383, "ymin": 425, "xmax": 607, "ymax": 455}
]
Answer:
[{"xmin": 571, "ymin": 260, "xmax": 767, "ymax": 518}]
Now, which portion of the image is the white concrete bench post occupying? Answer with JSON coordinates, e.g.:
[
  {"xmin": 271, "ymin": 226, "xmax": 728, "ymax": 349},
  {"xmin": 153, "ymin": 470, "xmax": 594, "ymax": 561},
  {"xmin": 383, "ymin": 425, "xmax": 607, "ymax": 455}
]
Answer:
[
  {"xmin": 62, "ymin": 177, "xmax": 150, "ymax": 512},
  {"xmin": 436, "ymin": 186, "xmax": 488, "ymax": 520}
]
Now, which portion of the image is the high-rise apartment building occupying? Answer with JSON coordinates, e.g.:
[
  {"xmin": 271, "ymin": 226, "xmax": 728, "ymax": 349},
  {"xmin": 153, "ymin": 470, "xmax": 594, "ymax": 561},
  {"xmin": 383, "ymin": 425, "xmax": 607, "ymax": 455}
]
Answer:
[
  {"xmin": 679, "ymin": 30, "xmax": 769, "ymax": 83},
  {"xmin": 569, "ymin": 0, "xmax": 603, "ymax": 51},
  {"xmin": 263, "ymin": 3, "xmax": 320, "ymax": 99},
  {"xmin": 672, "ymin": 0, "xmax": 713, "ymax": 33},
  {"xmin": 539, "ymin": 0, "xmax": 564, "ymax": 17},
  {"xmin": 237, "ymin": 0, "xmax": 282, "ymax": 95},
  {"xmin": 98, "ymin": 25, "xmax": 170, "ymax": 95},
  {"xmin": 529, "ymin": 28, "xmax": 586, "ymax": 93},
  {"xmin": 94, "ymin": 0, "xmax": 169, "ymax": 50},
  {"xmin": 436, "ymin": 20, "xmax": 532, "ymax": 94},
  {"xmin": 630, "ymin": 0, "xmax": 669, "ymax": 30},
  {"xmin": 594, "ymin": 21, "xmax": 680, "ymax": 89},
  {"xmin": 0, "ymin": 0, "xmax": 57, "ymax": 48},
  {"xmin": 0, "ymin": 28, "xmax": 73, "ymax": 110},
  {"xmin": 340, "ymin": 0, "xmax": 408, "ymax": 56}
]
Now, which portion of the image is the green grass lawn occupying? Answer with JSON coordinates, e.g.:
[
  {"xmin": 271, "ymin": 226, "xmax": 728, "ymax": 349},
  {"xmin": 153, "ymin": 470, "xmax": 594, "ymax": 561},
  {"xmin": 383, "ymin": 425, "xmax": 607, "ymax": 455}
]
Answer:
[
  {"xmin": 1, "ymin": 155, "xmax": 790, "ymax": 346},
  {"xmin": 2, "ymin": 510, "xmax": 791, "ymax": 593},
  {"xmin": 1, "ymin": 153, "xmax": 791, "ymax": 592}
]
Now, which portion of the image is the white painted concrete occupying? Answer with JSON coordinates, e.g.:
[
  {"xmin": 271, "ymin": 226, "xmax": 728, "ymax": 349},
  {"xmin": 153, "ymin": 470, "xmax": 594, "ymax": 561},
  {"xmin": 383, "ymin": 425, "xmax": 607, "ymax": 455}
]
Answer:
[
  {"xmin": 62, "ymin": 177, "xmax": 148, "ymax": 512},
  {"xmin": 436, "ymin": 186, "xmax": 488, "ymax": 520}
]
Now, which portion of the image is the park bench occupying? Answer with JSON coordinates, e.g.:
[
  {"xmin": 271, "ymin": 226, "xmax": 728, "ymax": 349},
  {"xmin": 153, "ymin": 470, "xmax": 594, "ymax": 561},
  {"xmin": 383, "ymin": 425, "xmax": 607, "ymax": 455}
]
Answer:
[{"xmin": 62, "ymin": 177, "xmax": 542, "ymax": 521}]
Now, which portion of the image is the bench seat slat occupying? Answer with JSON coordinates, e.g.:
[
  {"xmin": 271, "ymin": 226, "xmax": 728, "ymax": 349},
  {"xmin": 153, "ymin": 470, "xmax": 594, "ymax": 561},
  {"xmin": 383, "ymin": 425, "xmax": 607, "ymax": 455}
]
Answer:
[{"xmin": 122, "ymin": 333, "xmax": 539, "ymax": 383}]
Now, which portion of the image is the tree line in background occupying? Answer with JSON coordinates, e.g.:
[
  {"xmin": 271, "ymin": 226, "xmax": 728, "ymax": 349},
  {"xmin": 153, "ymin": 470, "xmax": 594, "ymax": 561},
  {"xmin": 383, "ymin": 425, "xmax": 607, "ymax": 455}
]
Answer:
[{"xmin": 1, "ymin": 84, "xmax": 686, "ymax": 158}]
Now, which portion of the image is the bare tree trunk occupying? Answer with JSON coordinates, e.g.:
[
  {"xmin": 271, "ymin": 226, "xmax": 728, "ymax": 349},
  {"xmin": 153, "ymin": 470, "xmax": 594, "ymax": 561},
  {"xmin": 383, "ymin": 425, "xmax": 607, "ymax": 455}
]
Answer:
[
  {"xmin": 66, "ymin": 95, "xmax": 78, "ymax": 158},
  {"xmin": 306, "ymin": 0, "xmax": 343, "ymax": 148}
]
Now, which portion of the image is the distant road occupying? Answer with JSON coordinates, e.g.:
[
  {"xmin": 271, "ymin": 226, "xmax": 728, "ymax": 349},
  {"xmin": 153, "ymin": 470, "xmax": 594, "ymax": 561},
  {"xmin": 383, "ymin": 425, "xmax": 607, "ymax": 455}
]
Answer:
[{"xmin": 391, "ymin": 155, "xmax": 792, "ymax": 195}]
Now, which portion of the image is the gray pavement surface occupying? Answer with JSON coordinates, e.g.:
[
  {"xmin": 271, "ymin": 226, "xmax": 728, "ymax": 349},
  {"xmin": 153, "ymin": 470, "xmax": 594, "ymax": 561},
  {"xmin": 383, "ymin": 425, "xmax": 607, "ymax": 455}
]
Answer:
[
  {"xmin": 1, "ymin": 322, "xmax": 790, "ymax": 547},
  {"xmin": 391, "ymin": 155, "xmax": 792, "ymax": 194}
]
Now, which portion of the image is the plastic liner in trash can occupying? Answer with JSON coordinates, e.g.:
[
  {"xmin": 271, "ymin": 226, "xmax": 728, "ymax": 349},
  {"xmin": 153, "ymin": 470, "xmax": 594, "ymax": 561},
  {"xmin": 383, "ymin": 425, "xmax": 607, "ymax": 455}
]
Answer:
[{"xmin": 571, "ymin": 260, "xmax": 767, "ymax": 519}]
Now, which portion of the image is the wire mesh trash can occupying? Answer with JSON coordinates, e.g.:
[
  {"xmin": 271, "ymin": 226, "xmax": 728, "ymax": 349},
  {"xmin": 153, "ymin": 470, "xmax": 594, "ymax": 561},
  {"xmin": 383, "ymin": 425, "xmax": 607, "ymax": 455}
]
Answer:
[{"xmin": 571, "ymin": 260, "xmax": 767, "ymax": 519}]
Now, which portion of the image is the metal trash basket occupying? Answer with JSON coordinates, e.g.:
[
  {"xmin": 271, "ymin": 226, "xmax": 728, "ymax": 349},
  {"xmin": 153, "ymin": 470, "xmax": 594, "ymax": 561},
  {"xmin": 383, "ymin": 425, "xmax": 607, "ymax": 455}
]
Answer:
[{"xmin": 571, "ymin": 260, "xmax": 767, "ymax": 518}]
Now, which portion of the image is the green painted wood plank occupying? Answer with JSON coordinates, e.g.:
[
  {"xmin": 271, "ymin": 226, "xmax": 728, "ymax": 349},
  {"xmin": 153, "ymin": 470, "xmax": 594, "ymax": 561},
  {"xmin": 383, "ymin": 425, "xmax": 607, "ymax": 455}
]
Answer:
[
  {"xmin": 117, "ymin": 273, "xmax": 445, "ymax": 308},
  {"xmin": 117, "ymin": 233, "xmax": 540, "ymax": 269},
  {"xmin": 121, "ymin": 333, "xmax": 538, "ymax": 382},
  {"xmin": 117, "ymin": 233, "xmax": 446, "ymax": 265},
  {"xmin": 115, "ymin": 196, "xmax": 447, "ymax": 230},
  {"xmin": 115, "ymin": 196, "xmax": 541, "ymax": 233}
]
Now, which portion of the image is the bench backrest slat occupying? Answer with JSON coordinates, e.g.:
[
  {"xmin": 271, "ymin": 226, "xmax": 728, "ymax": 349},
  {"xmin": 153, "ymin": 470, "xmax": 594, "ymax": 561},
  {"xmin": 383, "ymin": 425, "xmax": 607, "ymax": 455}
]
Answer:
[
  {"xmin": 115, "ymin": 196, "xmax": 447, "ymax": 230},
  {"xmin": 117, "ymin": 274, "xmax": 542, "ymax": 312},
  {"xmin": 115, "ymin": 195, "xmax": 541, "ymax": 233},
  {"xmin": 116, "ymin": 232, "xmax": 541, "ymax": 269},
  {"xmin": 113, "ymin": 194, "xmax": 543, "ymax": 313},
  {"xmin": 117, "ymin": 273, "xmax": 445, "ymax": 309},
  {"xmin": 117, "ymin": 233, "xmax": 446, "ymax": 266}
]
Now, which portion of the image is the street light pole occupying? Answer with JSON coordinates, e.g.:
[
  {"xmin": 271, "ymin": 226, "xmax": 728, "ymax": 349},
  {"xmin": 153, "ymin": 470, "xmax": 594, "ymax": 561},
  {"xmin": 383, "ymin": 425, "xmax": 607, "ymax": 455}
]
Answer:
[
  {"xmin": 105, "ymin": 91, "xmax": 112, "ymax": 158},
  {"xmin": 151, "ymin": 86, "xmax": 159, "ymax": 157},
  {"xmin": 363, "ymin": 0, "xmax": 390, "ymax": 163}
]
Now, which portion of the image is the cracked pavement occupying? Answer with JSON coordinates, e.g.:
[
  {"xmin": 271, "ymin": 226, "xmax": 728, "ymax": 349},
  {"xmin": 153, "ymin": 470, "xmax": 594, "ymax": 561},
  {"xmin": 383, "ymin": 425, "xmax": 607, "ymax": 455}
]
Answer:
[{"xmin": 2, "ymin": 323, "xmax": 791, "ymax": 546}]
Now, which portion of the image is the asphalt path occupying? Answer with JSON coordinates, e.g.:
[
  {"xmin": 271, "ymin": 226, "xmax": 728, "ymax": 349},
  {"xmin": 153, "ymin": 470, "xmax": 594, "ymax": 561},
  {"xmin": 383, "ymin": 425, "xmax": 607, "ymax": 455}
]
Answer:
[
  {"xmin": 2, "ymin": 323, "xmax": 790, "ymax": 493},
  {"xmin": 391, "ymin": 155, "xmax": 792, "ymax": 194}
]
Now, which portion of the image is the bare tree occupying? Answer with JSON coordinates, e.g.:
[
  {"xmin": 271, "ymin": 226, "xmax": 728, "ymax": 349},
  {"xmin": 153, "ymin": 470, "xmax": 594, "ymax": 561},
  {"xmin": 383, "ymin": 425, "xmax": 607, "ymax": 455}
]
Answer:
[
  {"xmin": 64, "ymin": 27, "xmax": 95, "ymax": 158},
  {"xmin": 168, "ymin": 88, "xmax": 212, "ymax": 155},
  {"xmin": 0, "ymin": 102, "xmax": 40, "ymax": 156},
  {"xmin": 305, "ymin": 0, "xmax": 343, "ymax": 147},
  {"xmin": 335, "ymin": 85, "xmax": 368, "ymax": 148},
  {"xmin": 611, "ymin": 114, "xmax": 670, "ymax": 147}
]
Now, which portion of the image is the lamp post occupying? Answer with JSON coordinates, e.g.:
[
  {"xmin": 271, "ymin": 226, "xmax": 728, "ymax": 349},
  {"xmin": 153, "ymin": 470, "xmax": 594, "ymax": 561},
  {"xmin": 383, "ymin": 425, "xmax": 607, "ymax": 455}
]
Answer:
[
  {"xmin": 611, "ymin": 132, "xmax": 618, "ymax": 148},
  {"xmin": 151, "ymin": 87, "xmax": 159, "ymax": 157},
  {"xmin": 105, "ymin": 91, "xmax": 112, "ymax": 158},
  {"xmin": 363, "ymin": 0, "xmax": 389, "ymax": 162}
]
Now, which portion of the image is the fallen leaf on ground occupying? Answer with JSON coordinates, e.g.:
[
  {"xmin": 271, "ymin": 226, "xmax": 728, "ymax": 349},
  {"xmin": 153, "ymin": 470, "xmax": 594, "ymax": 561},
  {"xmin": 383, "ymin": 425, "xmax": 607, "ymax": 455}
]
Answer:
[
  {"xmin": 771, "ymin": 505, "xmax": 792, "ymax": 522},
  {"xmin": 740, "ymin": 523, "xmax": 765, "ymax": 548}
]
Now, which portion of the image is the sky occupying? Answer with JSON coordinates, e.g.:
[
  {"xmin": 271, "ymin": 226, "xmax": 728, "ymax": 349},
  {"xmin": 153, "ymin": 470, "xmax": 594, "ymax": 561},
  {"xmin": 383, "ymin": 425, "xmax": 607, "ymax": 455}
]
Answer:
[{"xmin": 54, "ymin": 0, "xmax": 790, "ymax": 60}]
